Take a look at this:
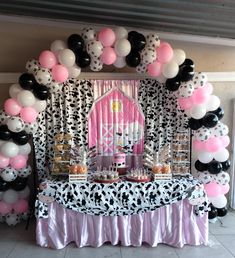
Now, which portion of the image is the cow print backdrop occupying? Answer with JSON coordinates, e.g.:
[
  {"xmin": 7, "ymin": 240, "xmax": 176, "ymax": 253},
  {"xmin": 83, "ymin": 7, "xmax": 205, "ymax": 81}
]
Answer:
[
  {"xmin": 33, "ymin": 79, "xmax": 189, "ymax": 180},
  {"xmin": 138, "ymin": 79, "xmax": 188, "ymax": 152}
]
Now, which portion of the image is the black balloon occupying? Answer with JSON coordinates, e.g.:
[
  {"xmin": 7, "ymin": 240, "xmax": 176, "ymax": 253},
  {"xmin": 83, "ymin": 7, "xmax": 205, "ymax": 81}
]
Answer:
[
  {"xmin": 179, "ymin": 66, "xmax": 194, "ymax": 82},
  {"xmin": 208, "ymin": 160, "xmax": 223, "ymax": 174},
  {"xmin": 165, "ymin": 77, "xmax": 180, "ymax": 91},
  {"xmin": 208, "ymin": 205, "xmax": 218, "ymax": 219},
  {"xmin": 217, "ymin": 207, "xmax": 228, "ymax": 217},
  {"xmin": 202, "ymin": 113, "xmax": 219, "ymax": 128},
  {"xmin": 33, "ymin": 85, "xmax": 50, "ymax": 100},
  {"xmin": 75, "ymin": 51, "xmax": 91, "ymax": 68},
  {"xmin": 19, "ymin": 73, "xmax": 37, "ymax": 90},
  {"xmin": 188, "ymin": 118, "xmax": 202, "ymax": 130},
  {"xmin": 125, "ymin": 50, "xmax": 141, "ymax": 67},
  {"xmin": 12, "ymin": 130, "xmax": 30, "ymax": 145},
  {"xmin": 11, "ymin": 177, "xmax": 28, "ymax": 191},
  {"xmin": 0, "ymin": 177, "xmax": 9, "ymax": 191},
  {"xmin": 195, "ymin": 160, "xmax": 208, "ymax": 172},
  {"xmin": 211, "ymin": 107, "xmax": 224, "ymax": 120},
  {"xmin": 67, "ymin": 34, "xmax": 84, "ymax": 53},
  {"xmin": 221, "ymin": 160, "xmax": 231, "ymax": 171},
  {"xmin": 128, "ymin": 31, "xmax": 146, "ymax": 51},
  {"xmin": 0, "ymin": 124, "xmax": 12, "ymax": 140},
  {"xmin": 180, "ymin": 58, "xmax": 195, "ymax": 68}
]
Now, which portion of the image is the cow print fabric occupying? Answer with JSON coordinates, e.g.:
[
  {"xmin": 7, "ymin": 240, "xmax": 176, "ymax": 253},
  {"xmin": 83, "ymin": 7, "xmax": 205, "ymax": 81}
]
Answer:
[{"xmin": 35, "ymin": 175, "xmax": 208, "ymax": 218}]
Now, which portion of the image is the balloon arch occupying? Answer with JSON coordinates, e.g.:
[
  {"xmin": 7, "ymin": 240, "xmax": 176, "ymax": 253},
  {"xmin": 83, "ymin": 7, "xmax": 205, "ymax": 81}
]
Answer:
[{"xmin": 0, "ymin": 26, "xmax": 230, "ymax": 225}]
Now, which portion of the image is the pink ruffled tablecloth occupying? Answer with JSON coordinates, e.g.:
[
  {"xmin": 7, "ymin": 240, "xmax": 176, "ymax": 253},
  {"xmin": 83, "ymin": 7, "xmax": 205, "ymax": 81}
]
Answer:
[{"xmin": 36, "ymin": 199, "xmax": 208, "ymax": 249}]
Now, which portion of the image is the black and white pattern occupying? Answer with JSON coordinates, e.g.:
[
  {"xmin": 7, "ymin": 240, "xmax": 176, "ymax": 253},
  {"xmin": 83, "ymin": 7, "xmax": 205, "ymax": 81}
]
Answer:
[
  {"xmin": 139, "ymin": 79, "xmax": 189, "ymax": 152},
  {"xmin": 35, "ymin": 176, "xmax": 208, "ymax": 218},
  {"xmin": 33, "ymin": 80, "xmax": 94, "ymax": 180}
]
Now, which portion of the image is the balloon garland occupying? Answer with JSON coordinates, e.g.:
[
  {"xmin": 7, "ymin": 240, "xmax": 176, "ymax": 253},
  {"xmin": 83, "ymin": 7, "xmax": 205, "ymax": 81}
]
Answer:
[{"xmin": 0, "ymin": 26, "xmax": 230, "ymax": 225}]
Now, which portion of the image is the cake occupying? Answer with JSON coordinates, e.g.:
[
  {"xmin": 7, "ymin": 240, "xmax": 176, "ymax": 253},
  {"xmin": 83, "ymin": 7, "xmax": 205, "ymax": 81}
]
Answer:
[{"xmin": 113, "ymin": 153, "xmax": 126, "ymax": 168}]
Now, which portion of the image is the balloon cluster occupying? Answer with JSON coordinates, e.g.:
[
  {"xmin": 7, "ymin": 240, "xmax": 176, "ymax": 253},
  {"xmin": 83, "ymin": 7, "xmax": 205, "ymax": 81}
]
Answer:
[
  {"xmin": 167, "ymin": 60, "xmax": 230, "ymax": 220},
  {"xmin": 0, "ymin": 51, "xmax": 50, "ymax": 224}
]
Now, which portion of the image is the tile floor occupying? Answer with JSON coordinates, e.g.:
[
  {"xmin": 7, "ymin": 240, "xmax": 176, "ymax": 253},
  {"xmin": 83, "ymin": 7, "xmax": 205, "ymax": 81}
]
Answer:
[{"xmin": 0, "ymin": 212, "xmax": 235, "ymax": 258}]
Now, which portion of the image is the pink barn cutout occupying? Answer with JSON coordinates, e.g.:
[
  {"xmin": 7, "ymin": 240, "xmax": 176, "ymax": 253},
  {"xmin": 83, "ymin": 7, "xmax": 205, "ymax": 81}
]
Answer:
[{"xmin": 88, "ymin": 88, "xmax": 145, "ymax": 156}]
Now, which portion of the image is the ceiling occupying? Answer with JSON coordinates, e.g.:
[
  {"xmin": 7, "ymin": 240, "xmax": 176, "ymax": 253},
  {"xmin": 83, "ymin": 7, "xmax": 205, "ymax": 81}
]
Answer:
[{"xmin": 0, "ymin": 0, "xmax": 235, "ymax": 39}]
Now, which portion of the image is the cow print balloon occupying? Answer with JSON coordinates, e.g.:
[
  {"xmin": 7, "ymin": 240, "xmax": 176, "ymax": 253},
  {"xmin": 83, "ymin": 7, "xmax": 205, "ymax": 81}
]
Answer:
[
  {"xmin": 194, "ymin": 126, "xmax": 211, "ymax": 141},
  {"xmin": 178, "ymin": 81, "xmax": 194, "ymax": 98},
  {"xmin": 7, "ymin": 117, "xmax": 25, "ymax": 133},
  {"xmin": 35, "ymin": 68, "xmax": 52, "ymax": 85},
  {"xmin": 90, "ymin": 57, "xmax": 103, "ymax": 72},
  {"xmin": 0, "ymin": 110, "xmax": 10, "ymax": 124},
  {"xmin": 211, "ymin": 122, "xmax": 229, "ymax": 137},
  {"xmin": 17, "ymin": 165, "xmax": 32, "ymax": 178},
  {"xmin": 82, "ymin": 27, "xmax": 96, "ymax": 42},
  {"xmin": 136, "ymin": 62, "xmax": 147, "ymax": 74},
  {"xmin": 146, "ymin": 32, "xmax": 160, "ymax": 48},
  {"xmin": 193, "ymin": 72, "xmax": 207, "ymax": 89},
  {"xmin": 213, "ymin": 171, "xmax": 230, "ymax": 185},
  {"xmin": 195, "ymin": 171, "xmax": 212, "ymax": 184},
  {"xmin": 24, "ymin": 122, "xmax": 38, "ymax": 135},
  {"xmin": 26, "ymin": 59, "xmax": 40, "ymax": 74},
  {"xmin": 1, "ymin": 167, "xmax": 18, "ymax": 182},
  {"xmin": 140, "ymin": 47, "xmax": 157, "ymax": 65}
]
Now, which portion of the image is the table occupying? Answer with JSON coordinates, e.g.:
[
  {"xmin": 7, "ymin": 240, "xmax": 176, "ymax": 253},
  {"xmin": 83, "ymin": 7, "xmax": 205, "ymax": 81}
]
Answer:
[{"xmin": 35, "ymin": 176, "xmax": 209, "ymax": 248}]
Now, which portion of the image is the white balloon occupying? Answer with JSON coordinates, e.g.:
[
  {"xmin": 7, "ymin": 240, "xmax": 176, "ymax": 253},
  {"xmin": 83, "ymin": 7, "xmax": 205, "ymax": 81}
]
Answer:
[
  {"xmin": 0, "ymin": 142, "xmax": 19, "ymax": 158},
  {"xmin": 140, "ymin": 47, "xmax": 157, "ymax": 64},
  {"xmin": 114, "ymin": 26, "xmax": 128, "ymax": 39},
  {"xmin": 190, "ymin": 104, "xmax": 207, "ymax": 119},
  {"xmin": 162, "ymin": 61, "xmax": 179, "ymax": 78},
  {"xmin": 25, "ymin": 59, "xmax": 40, "ymax": 74},
  {"xmin": 24, "ymin": 122, "xmax": 38, "ymax": 135},
  {"xmin": 136, "ymin": 62, "xmax": 147, "ymax": 74},
  {"xmin": 33, "ymin": 99, "xmax": 47, "ymax": 112},
  {"xmin": 198, "ymin": 151, "xmax": 213, "ymax": 163},
  {"xmin": 17, "ymin": 90, "xmax": 36, "ymax": 107},
  {"xmin": 206, "ymin": 95, "xmax": 220, "ymax": 112},
  {"xmin": 18, "ymin": 186, "xmax": 30, "ymax": 199},
  {"xmin": 213, "ymin": 148, "xmax": 229, "ymax": 162},
  {"xmin": 81, "ymin": 27, "xmax": 96, "ymax": 41},
  {"xmin": 113, "ymin": 56, "xmax": 126, "ymax": 68},
  {"xmin": 68, "ymin": 65, "xmax": 81, "ymax": 79},
  {"xmin": 5, "ymin": 213, "xmax": 19, "ymax": 226},
  {"xmin": 2, "ymin": 189, "xmax": 19, "ymax": 204},
  {"xmin": 178, "ymin": 81, "xmax": 194, "ymax": 98},
  {"xmin": 146, "ymin": 32, "xmax": 160, "ymax": 48},
  {"xmin": 7, "ymin": 117, "xmax": 25, "ymax": 133},
  {"xmin": 87, "ymin": 40, "xmax": 103, "ymax": 57},
  {"xmin": 18, "ymin": 166, "xmax": 32, "ymax": 178},
  {"xmin": 90, "ymin": 57, "xmax": 103, "ymax": 71},
  {"xmin": 58, "ymin": 49, "xmax": 75, "ymax": 67},
  {"xmin": 50, "ymin": 40, "xmax": 67, "ymax": 53},
  {"xmin": 35, "ymin": 68, "xmax": 52, "ymax": 85},
  {"xmin": 172, "ymin": 49, "xmax": 186, "ymax": 65},
  {"xmin": 0, "ymin": 110, "xmax": 10, "ymax": 124},
  {"xmin": 114, "ymin": 39, "xmax": 131, "ymax": 57},
  {"xmin": 0, "ymin": 168, "xmax": 18, "ymax": 182},
  {"xmin": 210, "ymin": 195, "xmax": 227, "ymax": 209},
  {"xmin": 18, "ymin": 143, "xmax": 31, "ymax": 156},
  {"xmin": 9, "ymin": 84, "xmax": 22, "ymax": 98}
]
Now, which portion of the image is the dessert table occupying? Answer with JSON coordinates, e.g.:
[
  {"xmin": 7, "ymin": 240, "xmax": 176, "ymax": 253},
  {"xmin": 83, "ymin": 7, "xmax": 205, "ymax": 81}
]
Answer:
[{"xmin": 35, "ymin": 175, "xmax": 209, "ymax": 249}]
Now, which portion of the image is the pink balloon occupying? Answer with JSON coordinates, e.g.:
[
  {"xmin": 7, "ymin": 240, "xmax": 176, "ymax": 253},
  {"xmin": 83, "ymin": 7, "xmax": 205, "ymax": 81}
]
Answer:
[
  {"xmin": 98, "ymin": 28, "xmax": 116, "ymax": 47},
  {"xmin": 220, "ymin": 184, "xmax": 230, "ymax": 195},
  {"xmin": 192, "ymin": 87, "xmax": 209, "ymax": 105},
  {"xmin": 0, "ymin": 154, "xmax": 10, "ymax": 168},
  {"xmin": 193, "ymin": 139, "xmax": 204, "ymax": 152},
  {"xmin": 157, "ymin": 42, "xmax": 173, "ymax": 63},
  {"xmin": 20, "ymin": 107, "xmax": 38, "ymax": 123},
  {"xmin": 204, "ymin": 182, "xmax": 221, "ymax": 197},
  {"xmin": 220, "ymin": 135, "xmax": 230, "ymax": 148},
  {"xmin": 52, "ymin": 64, "xmax": 69, "ymax": 83},
  {"xmin": 204, "ymin": 82, "xmax": 213, "ymax": 95},
  {"xmin": 205, "ymin": 137, "xmax": 222, "ymax": 152},
  {"xmin": 10, "ymin": 155, "xmax": 27, "ymax": 169},
  {"xmin": 147, "ymin": 61, "xmax": 162, "ymax": 77},
  {"xmin": 4, "ymin": 98, "xmax": 22, "ymax": 116},
  {"xmin": 39, "ymin": 50, "xmax": 57, "ymax": 69},
  {"xmin": 13, "ymin": 199, "xmax": 28, "ymax": 214},
  {"xmin": 0, "ymin": 201, "xmax": 12, "ymax": 215},
  {"xmin": 178, "ymin": 97, "xmax": 193, "ymax": 110},
  {"xmin": 100, "ymin": 47, "xmax": 117, "ymax": 65}
]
